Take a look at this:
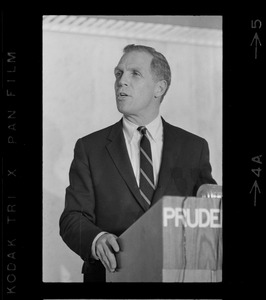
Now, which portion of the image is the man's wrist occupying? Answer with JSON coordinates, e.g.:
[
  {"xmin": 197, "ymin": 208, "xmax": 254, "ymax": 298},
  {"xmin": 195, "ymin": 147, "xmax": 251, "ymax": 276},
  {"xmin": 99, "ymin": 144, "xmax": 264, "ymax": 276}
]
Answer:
[{"xmin": 91, "ymin": 231, "xmax": 108, "ymax": 260}]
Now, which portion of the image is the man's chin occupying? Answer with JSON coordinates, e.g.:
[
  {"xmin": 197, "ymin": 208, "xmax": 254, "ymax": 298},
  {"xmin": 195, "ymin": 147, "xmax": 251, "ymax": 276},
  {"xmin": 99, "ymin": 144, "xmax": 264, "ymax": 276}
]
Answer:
[{"xmin": 116, "ymin": 103, "xmax": 128, "ymax": 115}]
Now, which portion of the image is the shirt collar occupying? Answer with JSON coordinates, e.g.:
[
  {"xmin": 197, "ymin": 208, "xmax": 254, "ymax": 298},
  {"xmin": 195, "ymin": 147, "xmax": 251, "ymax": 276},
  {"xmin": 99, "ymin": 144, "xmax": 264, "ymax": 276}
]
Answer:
[
  {"xmin": 145, "ymin": 114, "xmax": 162, "ymax": 142},
  {"xmin": 123, "ymin": 114, "xmax": 162, "ymax": 143}
]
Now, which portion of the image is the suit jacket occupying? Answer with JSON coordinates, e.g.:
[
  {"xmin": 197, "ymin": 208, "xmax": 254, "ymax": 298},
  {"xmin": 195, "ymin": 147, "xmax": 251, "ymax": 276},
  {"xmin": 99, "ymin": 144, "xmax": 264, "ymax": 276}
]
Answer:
[{"xmin": 59, "ymin": 118, "xmax": 216, "ymax": 282}]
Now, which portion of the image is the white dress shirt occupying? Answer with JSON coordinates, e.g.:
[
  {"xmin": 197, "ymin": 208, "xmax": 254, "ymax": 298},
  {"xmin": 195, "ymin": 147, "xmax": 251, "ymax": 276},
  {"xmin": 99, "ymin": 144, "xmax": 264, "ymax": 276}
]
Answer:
[
  {"xmin": 91, "ymin": 115, "xmax": 164, "ymax": 259},
  {"xmin": 122, "ymin": 114, "xmax": 163, "ymax": 187}
]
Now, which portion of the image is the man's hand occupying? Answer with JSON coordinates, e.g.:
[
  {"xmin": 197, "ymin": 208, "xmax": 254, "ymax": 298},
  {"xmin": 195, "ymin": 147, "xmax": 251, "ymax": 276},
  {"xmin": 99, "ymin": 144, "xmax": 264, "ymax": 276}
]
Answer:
[{"xmin": 95, "ymin": 233, "xmax": 120, "ymax": 272}]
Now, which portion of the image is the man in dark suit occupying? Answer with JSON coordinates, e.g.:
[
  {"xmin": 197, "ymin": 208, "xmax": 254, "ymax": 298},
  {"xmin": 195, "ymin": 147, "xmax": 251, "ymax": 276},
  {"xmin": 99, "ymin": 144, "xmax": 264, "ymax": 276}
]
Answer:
[{"xmin": 59, "ymin": 44, "xmax": 217, "ymax": 282}]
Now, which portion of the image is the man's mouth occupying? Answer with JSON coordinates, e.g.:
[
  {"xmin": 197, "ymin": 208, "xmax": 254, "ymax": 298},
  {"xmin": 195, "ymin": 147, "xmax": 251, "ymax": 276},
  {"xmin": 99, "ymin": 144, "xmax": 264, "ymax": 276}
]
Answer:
[{"xmin": 117, "ymin": 92, "xmax": 130, "ymax": 99}]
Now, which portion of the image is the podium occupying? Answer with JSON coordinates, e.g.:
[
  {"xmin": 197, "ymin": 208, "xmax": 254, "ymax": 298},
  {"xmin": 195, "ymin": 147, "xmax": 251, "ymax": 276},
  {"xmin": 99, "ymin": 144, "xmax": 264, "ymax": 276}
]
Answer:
[{"xmin": 106, "ymin": 196, "xmax": 222, "ymax": 282}]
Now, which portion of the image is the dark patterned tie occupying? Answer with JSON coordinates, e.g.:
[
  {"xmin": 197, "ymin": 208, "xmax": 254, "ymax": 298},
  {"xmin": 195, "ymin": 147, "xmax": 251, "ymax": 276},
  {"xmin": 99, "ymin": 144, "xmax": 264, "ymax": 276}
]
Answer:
[{"xmin": 138, "ymin": 126, "xmax": 155, "ymax": 209}]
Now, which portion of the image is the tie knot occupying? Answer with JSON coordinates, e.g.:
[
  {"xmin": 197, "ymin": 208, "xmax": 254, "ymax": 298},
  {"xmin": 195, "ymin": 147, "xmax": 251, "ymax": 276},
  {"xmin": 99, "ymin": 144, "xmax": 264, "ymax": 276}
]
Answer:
[{"xmin": 137, "ymin": 126, "xmax": 147, "ymax": 135}]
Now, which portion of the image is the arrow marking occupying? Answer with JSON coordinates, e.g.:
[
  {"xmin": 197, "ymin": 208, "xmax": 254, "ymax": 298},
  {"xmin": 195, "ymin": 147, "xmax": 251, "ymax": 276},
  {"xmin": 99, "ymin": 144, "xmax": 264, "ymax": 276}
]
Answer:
[
  {"xmin": 250, "ymin": 32, "xmax": 262, "ymax": 59},
  {"xmin": 249, "ymin": 180, "xmax": 261, "ymax": 206}
]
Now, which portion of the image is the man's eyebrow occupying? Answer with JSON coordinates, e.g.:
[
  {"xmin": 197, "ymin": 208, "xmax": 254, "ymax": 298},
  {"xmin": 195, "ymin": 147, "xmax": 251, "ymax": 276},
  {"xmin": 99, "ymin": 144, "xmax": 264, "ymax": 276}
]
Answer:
[
  {"xmin": 114, "ymin": 66, "xmax": 122, "ymax": 73},
  {"xmin": 114, "ymin": 65, "xmax": 143, "ymax": 72},
  {"xmin": 128, "ymin": 66, "xmax": 142, "ymax": 72}
]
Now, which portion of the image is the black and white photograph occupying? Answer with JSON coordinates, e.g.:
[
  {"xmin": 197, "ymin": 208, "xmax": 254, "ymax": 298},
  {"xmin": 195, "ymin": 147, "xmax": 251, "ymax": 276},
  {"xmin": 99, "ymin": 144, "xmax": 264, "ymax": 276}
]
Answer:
[
  {"xmin": 42, "ymin": 15, "xmax": 222, "ymax": 283},
  {"xmin": 1, "ymin": 11, "xmax": 264, "ymax": 300}
]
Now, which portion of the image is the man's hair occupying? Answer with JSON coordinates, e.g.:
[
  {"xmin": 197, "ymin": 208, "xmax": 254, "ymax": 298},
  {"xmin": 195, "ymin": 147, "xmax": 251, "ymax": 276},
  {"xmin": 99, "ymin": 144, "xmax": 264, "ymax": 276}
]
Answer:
[{"xmin": 123, "ymin": 44, "xmax": 171, "ymax": 101}]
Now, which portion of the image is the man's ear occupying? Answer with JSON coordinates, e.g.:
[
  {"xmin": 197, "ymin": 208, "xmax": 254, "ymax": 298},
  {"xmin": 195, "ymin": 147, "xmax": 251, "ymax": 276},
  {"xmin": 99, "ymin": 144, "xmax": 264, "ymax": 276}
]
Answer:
[{"xmin": 154, "ymin": 80, "xmax": 167, "ymax": 99}]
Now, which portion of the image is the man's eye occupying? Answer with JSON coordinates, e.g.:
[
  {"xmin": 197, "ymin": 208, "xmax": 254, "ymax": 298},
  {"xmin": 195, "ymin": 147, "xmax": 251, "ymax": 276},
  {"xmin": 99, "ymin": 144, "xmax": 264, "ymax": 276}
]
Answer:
[
  {"xmin": 115, "ymin": 72, "xmax": 121, "ymax": 78},
  {"xmin": 132, "ymin": 71, "xmax": 140, "ymax": 76}
]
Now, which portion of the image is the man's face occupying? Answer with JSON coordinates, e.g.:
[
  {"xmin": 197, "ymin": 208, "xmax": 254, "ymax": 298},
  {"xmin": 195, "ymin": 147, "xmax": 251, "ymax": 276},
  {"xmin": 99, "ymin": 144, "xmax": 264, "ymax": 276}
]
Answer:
[{"xmin": 114, "ymin": 51, "xmax": 158, "ymax": 119}]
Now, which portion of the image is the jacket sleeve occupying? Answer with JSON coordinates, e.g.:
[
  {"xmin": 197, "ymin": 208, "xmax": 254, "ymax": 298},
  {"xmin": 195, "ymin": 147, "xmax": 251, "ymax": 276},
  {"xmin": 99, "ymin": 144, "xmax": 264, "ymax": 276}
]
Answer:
[
  {"xmin": 194, "ymin": 138, "xmax": 217, "ymax": 194},
  {"xmin": 59, "ymin": 138, "xmax": 102, "ymax": 262}
]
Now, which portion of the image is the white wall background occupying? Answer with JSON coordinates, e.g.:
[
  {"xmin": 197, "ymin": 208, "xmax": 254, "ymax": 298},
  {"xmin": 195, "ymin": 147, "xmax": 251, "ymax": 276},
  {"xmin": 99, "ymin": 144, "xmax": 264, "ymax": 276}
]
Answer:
[{"xmin": 43, "ymin": 20, "xmax": 222, "ymax": 282}]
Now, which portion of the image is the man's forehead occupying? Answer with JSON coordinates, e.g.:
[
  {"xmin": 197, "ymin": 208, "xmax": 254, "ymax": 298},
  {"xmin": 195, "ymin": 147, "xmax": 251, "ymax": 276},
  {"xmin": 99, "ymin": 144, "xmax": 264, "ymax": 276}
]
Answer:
[{"xmin": 116, "ymin": 51, "xmax": 152, "ymax": 69}]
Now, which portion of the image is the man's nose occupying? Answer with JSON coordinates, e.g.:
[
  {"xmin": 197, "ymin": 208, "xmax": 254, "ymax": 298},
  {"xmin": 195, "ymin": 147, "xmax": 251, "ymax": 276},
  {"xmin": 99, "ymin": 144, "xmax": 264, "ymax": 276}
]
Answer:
[{"xmin": 118, "ymin": 73, "xmax": 129, "ymax": 86}]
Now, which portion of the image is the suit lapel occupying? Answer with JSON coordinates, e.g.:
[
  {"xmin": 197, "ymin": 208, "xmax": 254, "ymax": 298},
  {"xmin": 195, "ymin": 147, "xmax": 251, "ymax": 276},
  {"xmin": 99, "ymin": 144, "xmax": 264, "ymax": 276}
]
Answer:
[
  {"xmin": 106, "ymin": 120, "xmax": 148, "ymax": 212},
  {"xmin": 106, "ymin": 118, "xmax": 183, "ymax": 211},
  {"xmin": 152, "ymin": 119, "xmax": 182, "ymax": 206}
]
